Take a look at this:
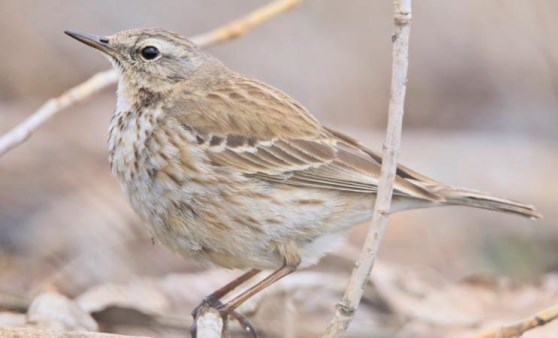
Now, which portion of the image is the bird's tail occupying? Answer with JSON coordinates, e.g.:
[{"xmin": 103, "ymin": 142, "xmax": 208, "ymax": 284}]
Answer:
[{"xmin": 439, "ymin": 187, "xmax": 542, "ymax": 220}]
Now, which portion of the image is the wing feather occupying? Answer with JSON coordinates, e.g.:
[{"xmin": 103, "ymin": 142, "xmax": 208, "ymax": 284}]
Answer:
[{"xmin": 171, "ymin": 73, "xmax": 442, "ymax": 201}]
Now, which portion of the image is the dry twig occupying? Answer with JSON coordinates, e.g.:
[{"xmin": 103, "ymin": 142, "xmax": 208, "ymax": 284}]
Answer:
[
  {"xmin": 0, "ymin": 69, "xmax": 117, "ymax": 157},
  {"xmin": 190, "ymin": 0, "xmax": 300, "ymax": 46},
  {"xmin": 0, "ymin": 0, "xmax": 301, "ymax": 158},
  {"xmin": 323, "ymin": 0, "xmax": 412, "ymax": 336},
  {"xmin": 0, "ymin": 327, "xmax": 147, "ymax": 338},
  {"xmin": 474, "ymin": 303, "xmax": 558, "ymax": 338},
  {"xmin": 195, "ymin": 308, "xmax": 224, "ymax": 338}
]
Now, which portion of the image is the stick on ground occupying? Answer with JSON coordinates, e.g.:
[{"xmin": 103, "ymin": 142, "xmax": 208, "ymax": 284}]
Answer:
[
  {"xmin": 474, "ymin": 303, "xmax": 558, "ymax": 338},
  {"xmin": 323, "ymin": 0, "xmax": 413, "ymax": 336},
  {"xmin": 0, "ymin": 327, "xmax": 148, "ymax": 338}
]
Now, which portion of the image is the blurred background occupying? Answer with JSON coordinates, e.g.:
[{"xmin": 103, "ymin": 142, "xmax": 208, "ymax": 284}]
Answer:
[{"xmin": 0, "ymin": 1, "xmax": 557, "ymax": 337}]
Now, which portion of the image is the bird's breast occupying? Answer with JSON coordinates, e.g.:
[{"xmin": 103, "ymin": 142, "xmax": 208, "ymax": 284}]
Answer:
[
  {"xmin": 108, "ymin": 107, "xmax": 162, "ymax": 184},
  {"xmin": 107, "ymin": 106, "xmax": 213, "ymax": 222}
]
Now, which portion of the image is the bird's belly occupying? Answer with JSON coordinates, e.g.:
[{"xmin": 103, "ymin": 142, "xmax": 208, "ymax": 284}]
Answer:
[
  {"xmin": 109, "ymin": 118, "xmax": 376, "ymax": 269},
  {"xmin": 147, "ymin": 181, "xmax": 375, "ymax": 270}
]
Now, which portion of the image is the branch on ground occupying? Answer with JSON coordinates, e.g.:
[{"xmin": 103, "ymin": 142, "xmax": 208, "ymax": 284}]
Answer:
[
  {"xmin": 0, "ymin": 327, "xmax": 149, "ymax": 338},
  {"xmin": 474, "ymin": 303, "xmax": 558, "ymax": 338}
]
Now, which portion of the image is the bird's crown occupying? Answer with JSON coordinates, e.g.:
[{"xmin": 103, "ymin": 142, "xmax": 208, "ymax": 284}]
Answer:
[{"xmin": 66, "ymin": 28, "xmax": 217, "ymax": 90}]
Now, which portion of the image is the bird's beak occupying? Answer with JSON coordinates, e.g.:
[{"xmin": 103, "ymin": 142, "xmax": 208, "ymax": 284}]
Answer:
[{"xmin": 65, "ymin": 30, "xmax": 115, "ymax": 56}]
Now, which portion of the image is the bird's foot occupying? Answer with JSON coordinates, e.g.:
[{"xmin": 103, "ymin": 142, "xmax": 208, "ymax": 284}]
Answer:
[
  {"xmin": 191, "ymin": 298, "xmax": 258, "ymax": 338},
  {"xmin": 218, "ymin": 304, "xmax": 258, "ymax": 338},
  {"xmin": 191, "ymin": 296, "xmax": 223, "ymax": 338},
  {"xmin": 191, "ymin": 295, "xmax": 223, "ymax": 319}
]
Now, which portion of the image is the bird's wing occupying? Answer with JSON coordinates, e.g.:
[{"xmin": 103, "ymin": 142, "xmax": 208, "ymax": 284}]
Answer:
[{"xmin": 171, "ymin": 75, "xmax": 441, "ymax": 201}]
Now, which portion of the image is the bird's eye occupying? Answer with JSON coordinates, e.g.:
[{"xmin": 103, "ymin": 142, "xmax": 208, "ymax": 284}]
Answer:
[{"xmin": 140, "ymin": 46, "xmax": 159, "ymax": 60}]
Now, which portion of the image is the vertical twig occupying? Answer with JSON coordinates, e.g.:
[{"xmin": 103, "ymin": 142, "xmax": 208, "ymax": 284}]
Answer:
[{"xmin": 323, "ymin": 0, "xmax": 412, "ymax": 336}]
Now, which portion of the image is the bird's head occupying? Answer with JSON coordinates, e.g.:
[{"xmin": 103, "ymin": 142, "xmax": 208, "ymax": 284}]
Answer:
[{"xmin": 65, "ymin": 28, "xmax": 214, "ymax": 91}]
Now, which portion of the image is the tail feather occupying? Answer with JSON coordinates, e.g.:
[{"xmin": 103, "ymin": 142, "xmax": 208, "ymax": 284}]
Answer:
[{"xmin": 440, "ymin": 187, "xmax": 542, "ymax": 220}]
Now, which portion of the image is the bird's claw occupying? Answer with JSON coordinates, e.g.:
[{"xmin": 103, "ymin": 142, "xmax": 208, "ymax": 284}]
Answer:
[
  {"xmin": 191, "ymin": 299, "xmax": 258, "ymax": 338},
  {"xmin": 222, "ymin": 306, "xmax": 258, "ymax": 338},
  {"xmin": 191, "ymin": 295, "xmax": 223, "ymax": 318}
]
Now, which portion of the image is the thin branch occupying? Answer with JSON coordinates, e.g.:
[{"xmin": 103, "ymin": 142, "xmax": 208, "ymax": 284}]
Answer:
[
  {"xmin": 0, "ymin": 69, "xmax": 117, "ymax": 157},
  {"xmin": 190, "ymin": 0, "xmax": 301, "ymax": 46},
  {"xmin": 323, "ymin": 0, "xmax": 412, "ymax": 337},
  {"xmin": 195, "ymin": 307, "xmax": 225, "ymax": 338},
  {"xmin": 0, "ymin": 0, "xmax": 301, "ymax": 158},
  {"xmin": 0, "ymin": 327, "xmax": 148, "ymax": 338},
  {"xmin": 474, "ymin": 303, "xmax": 558, "ymax": 338}
]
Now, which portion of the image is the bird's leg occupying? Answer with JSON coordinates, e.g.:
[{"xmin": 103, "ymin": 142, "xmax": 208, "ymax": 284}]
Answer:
[
  {"xmin": 193, "ymin": 244, "xmax": 300, "ymax": 337},
  {"xmin": 192, "ymin": 268, "xmax": 260, "ymax": 317},
  {"xmin": 199, "ymin": 263, "xmax": 296, "ymax": 338},
  {"xmin": 191, "ymin": 269, "xmax": 260, "ymax": 338},
  {"xmin": 218, "ymin": 262, "xmax": 298, "ymax": 314}
]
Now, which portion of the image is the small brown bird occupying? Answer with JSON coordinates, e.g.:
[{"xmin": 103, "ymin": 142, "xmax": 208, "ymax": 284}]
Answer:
[{"xmin": 66, "ymin": 28, "xmax": 540, "ymax": 333}]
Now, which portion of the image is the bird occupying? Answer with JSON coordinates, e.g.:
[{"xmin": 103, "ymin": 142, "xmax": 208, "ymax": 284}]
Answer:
[{"xmin": 65, "ymin": 28, "xmax": 540, "ymax": 335}]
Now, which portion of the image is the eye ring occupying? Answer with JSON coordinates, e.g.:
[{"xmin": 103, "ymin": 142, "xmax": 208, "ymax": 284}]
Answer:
[{"xmin": 140, "ymin": 46, "xmax": 159, "ymax": 60}]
